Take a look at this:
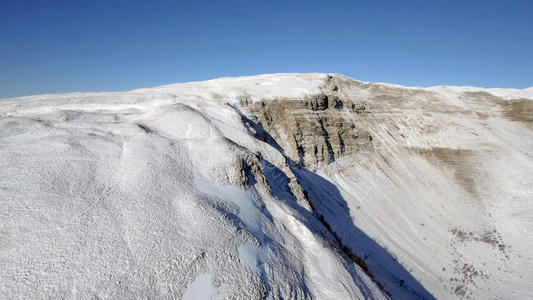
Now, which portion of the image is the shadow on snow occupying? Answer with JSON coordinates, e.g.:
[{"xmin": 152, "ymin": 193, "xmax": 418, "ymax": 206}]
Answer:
[{"xmin": 241, "ymin": 113, "xmax": 435, "ymax": 299}]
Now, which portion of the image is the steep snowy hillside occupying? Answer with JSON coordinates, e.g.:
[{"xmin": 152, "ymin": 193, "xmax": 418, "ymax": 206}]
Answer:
[{"xmin": 1, "ymin": 74, "xmax": 532, "ymax": 299}]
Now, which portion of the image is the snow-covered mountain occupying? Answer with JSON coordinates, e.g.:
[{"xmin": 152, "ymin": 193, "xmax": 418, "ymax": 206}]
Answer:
[{"xmin": 1, "ymin": 74, "xmax": 532, "ymax": 299}]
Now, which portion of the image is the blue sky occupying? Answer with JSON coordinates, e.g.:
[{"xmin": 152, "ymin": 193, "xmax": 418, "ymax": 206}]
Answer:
[{"xmin": 1, "ymin": 0, "xmax": 532, "ymax": 97}]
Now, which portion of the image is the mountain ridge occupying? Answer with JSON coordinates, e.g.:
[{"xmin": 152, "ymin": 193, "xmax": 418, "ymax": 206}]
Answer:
[
  {"xmin": 1, "ymin": 73, "xmax": 532, "ymax": 299},
  {"xmin": 2, "ymin": 73, "xmax": 532, "ymax": 101}
]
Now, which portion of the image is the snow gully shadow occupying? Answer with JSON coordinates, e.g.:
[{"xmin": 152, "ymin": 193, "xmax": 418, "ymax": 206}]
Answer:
[
  {"xmin": 241, "ymin": 114, "xmax": 435, "ymax": 299},
  {"xmin": 289, "ymin": 163, "xmax": 435, "ymax": 299}
]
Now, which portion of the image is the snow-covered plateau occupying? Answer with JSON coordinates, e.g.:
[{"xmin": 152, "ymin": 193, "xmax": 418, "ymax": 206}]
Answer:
[{"xmin": 1, "ymin": 73, "xmax": 532, "ymax": 299}]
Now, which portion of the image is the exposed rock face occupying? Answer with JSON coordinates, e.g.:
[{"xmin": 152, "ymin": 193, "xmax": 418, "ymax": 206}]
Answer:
[
  {"xmin": 239, "ymin": 91, "xmax": 373, "ymax": 167},
  {"xmin": 231, "ymin": 75, "xmax": 533, "ymax": 300}
]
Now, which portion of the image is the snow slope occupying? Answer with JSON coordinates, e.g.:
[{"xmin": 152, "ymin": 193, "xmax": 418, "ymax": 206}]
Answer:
[{"xmin": 1, "ymin": 73, "xmax": 532, "ymax": 299}]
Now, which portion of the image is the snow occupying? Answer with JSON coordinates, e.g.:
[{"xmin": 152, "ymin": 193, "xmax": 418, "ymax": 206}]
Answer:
[
  {"xmin": 427, "ymin": 85, "xmax": 533, "ymax": 100},
  {"xmin": 142, "ymin": 73, "xmax": 329, "ymax": 101},
  {"xmin": 12, "ymin": 101, "xmax": 162, "ymax": 115},
  {"xmin": 193, "ymin": 179, "xmax": 265, "ymax": 240},
  {"xmin": 0, "ymin": 73, "xmax": 531, "ymax": 299},
  {"xmin": 182, "ymin": 273, "xmax": 226, "ymax": 300},
  {"xmin": 238, "ymin": 244, "xmax": 267, "ymax": 274}
]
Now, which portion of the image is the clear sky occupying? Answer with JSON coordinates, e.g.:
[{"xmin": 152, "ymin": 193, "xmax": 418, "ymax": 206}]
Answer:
[{"xmin": 1, "ymin": 0, "xmax": 532, "ymax": 98}]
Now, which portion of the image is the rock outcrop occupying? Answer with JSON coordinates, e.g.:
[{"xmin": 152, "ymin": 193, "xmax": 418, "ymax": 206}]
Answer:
[{"xmin": 239, "ymin": 90, "xmax": 373, "ymax": 167}]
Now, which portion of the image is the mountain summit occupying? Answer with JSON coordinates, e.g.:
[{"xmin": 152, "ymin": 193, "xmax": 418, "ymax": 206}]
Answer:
[{"xmin": 1, "ymin": 74, "xmax": 532, "ymax": 299}]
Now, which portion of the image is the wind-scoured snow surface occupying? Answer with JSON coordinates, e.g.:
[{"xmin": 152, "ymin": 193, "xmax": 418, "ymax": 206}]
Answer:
[{"xmin": 1, "ymin": 74, "xmax": 532, "ymax": 299}]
